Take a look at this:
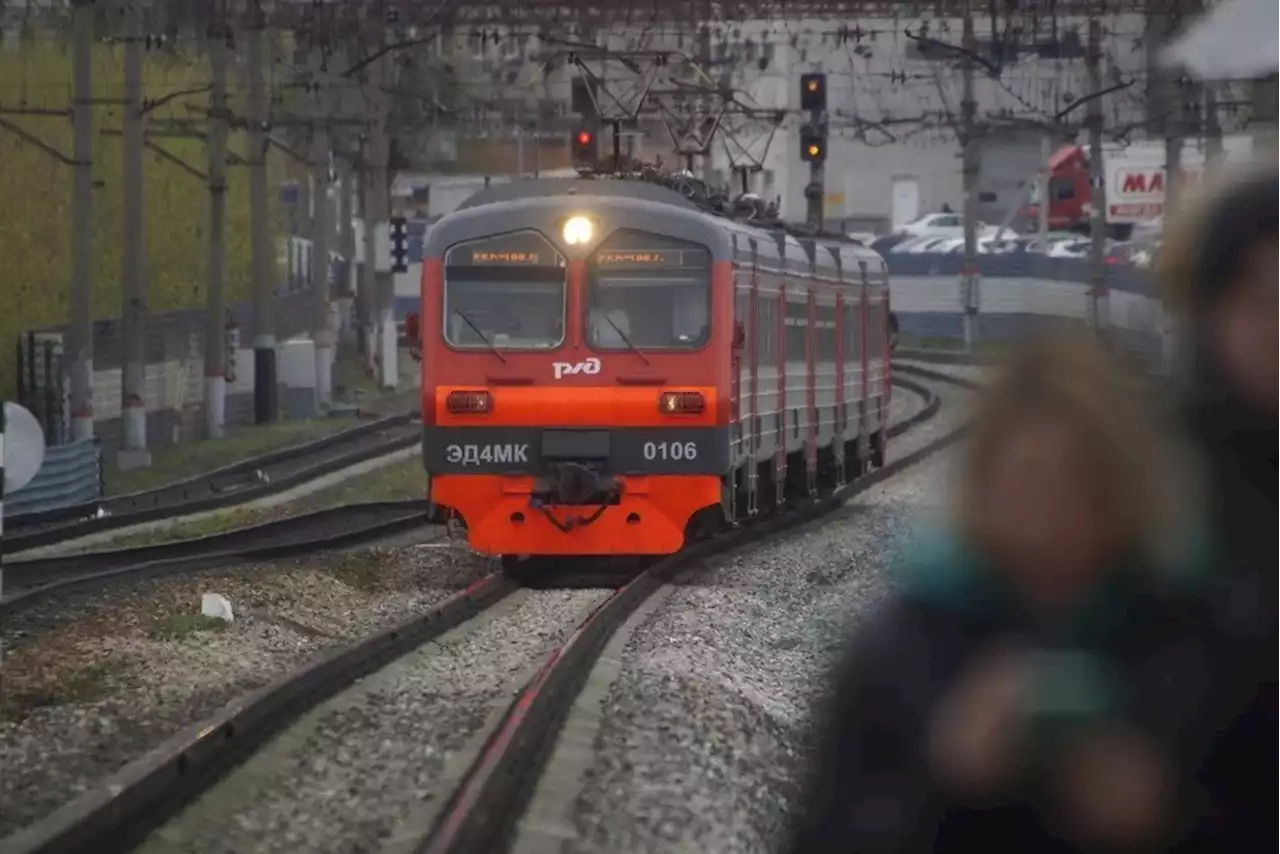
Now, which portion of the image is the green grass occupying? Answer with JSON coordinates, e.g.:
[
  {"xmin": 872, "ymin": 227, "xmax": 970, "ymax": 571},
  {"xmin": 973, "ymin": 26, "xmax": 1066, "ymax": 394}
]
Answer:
[
  {"xmin": 104, "ymin": 418, "xmax": 359, "ymax": 496},
  {"xmin": 100, "ymin": 457, "xmax": 428, "ymax": 549},
  {"xmin": 0, "ymin": 662, "xmax": 122, "ymax": 723},
  {"xmin": 900, "ymin": 336, "xmax": 1017, "ymax": 354},
  {"xmin": 320, "ymin": 549, "xmax": 401, "ymax": 592},
  {"xmin": 148, "ymin": 612, "xmax": 232, "ymax": 641}
]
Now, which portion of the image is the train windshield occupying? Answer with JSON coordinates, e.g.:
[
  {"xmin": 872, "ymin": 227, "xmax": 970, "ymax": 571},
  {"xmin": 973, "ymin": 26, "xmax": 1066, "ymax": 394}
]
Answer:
[
  {"xmin": 443, "ymin": 266, "xmax": 566, "ymax": 350},
  {"xmin": 586, "ymin": 249, "xmax": 710, "ymax": 351}
]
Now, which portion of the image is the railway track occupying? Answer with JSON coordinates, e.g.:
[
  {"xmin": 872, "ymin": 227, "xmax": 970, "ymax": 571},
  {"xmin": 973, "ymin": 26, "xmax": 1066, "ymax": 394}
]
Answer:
[
  {"xmin": 0, "ymin": 366, "xmax": 970, "ymax": 854},
  {"xmin": 0, "ymin": 501, "xmax": 433, "ymax": 617},
  {"xmin": 5, "ymin": 412, "xmax": 423, "ymax": 555}
]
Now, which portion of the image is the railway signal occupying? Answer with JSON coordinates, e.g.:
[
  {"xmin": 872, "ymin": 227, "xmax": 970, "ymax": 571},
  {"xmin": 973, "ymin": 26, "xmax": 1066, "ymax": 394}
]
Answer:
[
  {"xmin": 799, "ymin": 72, "xmax": 827, "ymax": 112},
  {"xmin": 572, "ymin": 128, "xmax": 597, "ymax": 167},
  {"xmin": 799, "ymin": 73, "xmax": 829, "ymax": 229},
  {"xmin": 390, "ymin": 216, "xmax": 409, "ymax": 274},
  {"xmin": 800, "ymin": 126, "xmax": 827, "ymax": 163}
]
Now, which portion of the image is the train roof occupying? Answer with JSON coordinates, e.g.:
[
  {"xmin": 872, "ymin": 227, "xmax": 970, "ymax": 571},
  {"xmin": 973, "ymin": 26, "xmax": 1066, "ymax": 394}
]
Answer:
[{"xmin": 457, "ymin": 178, "xmax": 700, "ymax": 212}]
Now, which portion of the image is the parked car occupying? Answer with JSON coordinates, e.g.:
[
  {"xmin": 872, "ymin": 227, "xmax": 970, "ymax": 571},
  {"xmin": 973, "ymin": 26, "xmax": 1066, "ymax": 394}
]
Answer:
[{"xmin": 896, "ymin": 212, "xmax": 967, "ymax": 238}]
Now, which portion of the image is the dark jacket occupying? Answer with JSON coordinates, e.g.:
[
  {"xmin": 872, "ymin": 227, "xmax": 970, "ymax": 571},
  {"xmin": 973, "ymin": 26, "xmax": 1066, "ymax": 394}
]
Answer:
[
  {"xmin": 786, "ymin": 532, "xmax": 1213, "ymax": 854},
  {"xmin": 1173, "ymin": 361, "xmax": 1278, "ymax": 853}
]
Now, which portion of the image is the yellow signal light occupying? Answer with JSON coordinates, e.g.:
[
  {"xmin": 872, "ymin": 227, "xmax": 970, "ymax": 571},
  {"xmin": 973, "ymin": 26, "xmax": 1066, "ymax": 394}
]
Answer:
[{"xmin": 807, "ymin": 143, "xmax": 822, "ymax": 158}]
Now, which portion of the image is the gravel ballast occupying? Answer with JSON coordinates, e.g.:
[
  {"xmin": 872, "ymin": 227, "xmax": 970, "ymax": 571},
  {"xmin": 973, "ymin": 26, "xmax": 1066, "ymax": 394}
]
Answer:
[
  {"xmin": 0, "ymin": 371, "xmax": 963, "ymax": 847},
  {"xmin": 562, "ymin": 377, "xmax": 969, "ymax": 854},
  {"xmin": 134, "ymin": 588, "xmax": 612, "ymax": 854},
  {"xmin": 0, "ymin": 541, "xmax": 493, "ymax": 839}
]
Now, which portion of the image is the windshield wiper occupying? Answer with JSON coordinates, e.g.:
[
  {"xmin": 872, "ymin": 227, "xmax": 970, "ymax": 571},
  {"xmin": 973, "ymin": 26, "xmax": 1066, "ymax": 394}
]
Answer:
[
  {"xmin": 602, "ymin": 313, "xmax": 651, "ymax": 365},
  {"xmin": 453, "ymin": 309, "xmax": 507, "ymax": 364}
]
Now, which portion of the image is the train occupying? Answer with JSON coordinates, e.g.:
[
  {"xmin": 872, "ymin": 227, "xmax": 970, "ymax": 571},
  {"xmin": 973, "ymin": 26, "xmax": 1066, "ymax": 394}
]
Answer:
[{"xmin": 412, "ymin": 176, "xmax": 895, "ymax": 571}]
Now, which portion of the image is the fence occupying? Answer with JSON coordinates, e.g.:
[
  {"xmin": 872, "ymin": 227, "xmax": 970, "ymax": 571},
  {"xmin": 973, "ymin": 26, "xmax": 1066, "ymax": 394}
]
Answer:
[
  {"xmin": 4, "ymin": 438, "xmax": 101, "ymax": 517},
  {"xmin": 886, "ymin": 253, "xmax": 1167, "ymax": 373},
  {"xmin": 17, "ymin": 287, "xmax": 315, "ymax": 457}
]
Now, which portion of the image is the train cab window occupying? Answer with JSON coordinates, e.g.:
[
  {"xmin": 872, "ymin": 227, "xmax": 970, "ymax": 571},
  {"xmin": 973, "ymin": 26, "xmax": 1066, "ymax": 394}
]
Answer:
[
  {"xmin": 1050, "ymin": 176, "xmax": 1076, "ymax": 202},
  {"xmin": 443, "ymin": 265, "xmax": 566, "ymax": 350},
  {"xmin": 587, "ymin": 257, "xmax": 710, "ymax": 351}
]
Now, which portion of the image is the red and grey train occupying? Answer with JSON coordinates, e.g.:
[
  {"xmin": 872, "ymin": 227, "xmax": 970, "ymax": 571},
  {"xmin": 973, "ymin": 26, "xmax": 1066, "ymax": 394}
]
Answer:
[{"xmin": 417, "ymin": 178, "xmax": 894, "ymax": 564}]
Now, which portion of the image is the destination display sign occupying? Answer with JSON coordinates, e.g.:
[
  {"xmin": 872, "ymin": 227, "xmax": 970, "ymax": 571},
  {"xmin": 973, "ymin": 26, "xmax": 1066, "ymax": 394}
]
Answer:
[
  {"xmin": 468, "ymin": 250, "xmax": 542, "ymax": 265},
  {"xmin": 594, "ymin": 248, "xmax": 709, "ymax": 268},
  {"xmin": 446, "ymin": 231, "xmax": 563, "ymax": 267}
]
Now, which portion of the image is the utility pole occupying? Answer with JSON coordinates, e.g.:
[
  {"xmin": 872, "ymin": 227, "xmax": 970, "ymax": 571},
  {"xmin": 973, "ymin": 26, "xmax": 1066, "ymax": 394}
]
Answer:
[
  {"xmin": 69, "ymin": 0, "xmax": 94, "ymax": 441},
  {"xmin": 696, "ymin": 9, "xmax": 715, "ymax": 184},
  {"xmin": 1086, "ymin": 13, "xmax": 1107, "ymax": 332},
  {"xmin": 309, "ymin": 47, "xmax": 334, "ymax": 407},
  {"xmin": 119, "ymin": 2, "xmax": 149, "ymax": 467},
  {"xmin": 369, "ymin": 46, "xmax": 397, "ymax": 390},
  {"xmin": 959, "ymin": 8, "xmax": 980, "ymax": 349},
  {"xmin": 204, "ymin": 3, "xmax": 229, "ymax": 438},
  {"xmin": 1203, "ymin": 84, "xmax": 1224, "ymax": 170},
  {"xmin": 1037, "ymin": 132, "xmax": 1051, "ymax": 252},
  {"xmin": 247, "ymin": 12, "xmax": 276, "ymax": 423},
  {"xmin": 360, "ymin": 166, "xmax": 377, "ymax": 370},
  {"xmin": 1164, "ymin": 2, "xmax": 1187, "ymax": 217},
  {"xmin": 337, "ymin": 160, "xmax": 356, "ymax": 346}
]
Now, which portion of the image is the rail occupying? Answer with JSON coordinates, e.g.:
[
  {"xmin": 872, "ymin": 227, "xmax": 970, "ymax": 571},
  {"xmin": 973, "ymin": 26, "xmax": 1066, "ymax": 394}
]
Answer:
[
  {"xmin": 0, "ymin": 368, "xmax": 956, "ymax": 854},
  {"xmin": 4, "ymin": 411, "xmax": 422, "ymax": 553}
]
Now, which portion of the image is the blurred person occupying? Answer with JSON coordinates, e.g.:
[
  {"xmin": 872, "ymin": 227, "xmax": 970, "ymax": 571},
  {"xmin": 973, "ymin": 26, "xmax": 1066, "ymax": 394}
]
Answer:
[
  {"xmin": 1156, "ymin": 163, "xmax": 1278, "ymax": 851},
  {"xmin": 786, "ymin": 333, "xmax": 1209, "ymax": 854}
]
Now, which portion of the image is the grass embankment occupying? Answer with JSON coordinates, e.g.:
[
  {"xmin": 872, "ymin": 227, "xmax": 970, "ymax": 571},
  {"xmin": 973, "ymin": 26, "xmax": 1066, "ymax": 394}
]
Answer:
[
  {"xmin": 103, "ymin": 457, "xmax": 427, "ymax": 549},
  {"xmin": 0, "ymin": 34, "xmax": 291, "ymax": 398},
  {"xmin": 104, "ymin": 418, "xmax": 360, "ymax": 496}
]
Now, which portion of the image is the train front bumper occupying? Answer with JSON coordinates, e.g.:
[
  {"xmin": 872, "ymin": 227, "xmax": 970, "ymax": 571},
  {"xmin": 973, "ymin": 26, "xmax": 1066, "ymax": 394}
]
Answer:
[{"xmin": 431, "ymin": 474, "xmax": 723, "ymax": 556}]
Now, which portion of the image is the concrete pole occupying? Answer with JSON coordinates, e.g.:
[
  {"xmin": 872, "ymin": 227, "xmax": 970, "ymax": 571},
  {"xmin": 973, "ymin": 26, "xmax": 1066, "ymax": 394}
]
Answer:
[
  {"xmin": 1037, "ymin": 132, "xmax": 1051, "ymax": 252},
  {"xmin": 960, "ymin": 8, "xmax": 980, "ymax": 349},
  {"xmin": 68, "ymin": 0, "xmax": 95, "ymax": 441},
  {"xmin": 119, "ymin": 8, "xmax": 149, "ymax": 467},
  {"xmin": 247, "ymin": 14, "xmax": 277, "ymax": 423},
  {"xmin": 370, "ymin": 50, "xmax": 398, "ymax": 390},
  {"xmin": 360, "ymin": 168, "xmax": 378, "ymax": 371},
  {"xmin": 1086, "ymin": 15, "xmax": 1109, "ymax": 332},
  {"xmin": 338, "ymin": 161, "xmax": 356, "ymax": 345},
  {"xmin": 310, "ymin": 49, "xmax": 334, "ymax": 406},
  {"xmin": 204, "ymin": 6, "xmax": 229, "ymax": 438},
  {"xmin": 1204, "ymin": 85, "xmax": 1224, "ymax": 170}
]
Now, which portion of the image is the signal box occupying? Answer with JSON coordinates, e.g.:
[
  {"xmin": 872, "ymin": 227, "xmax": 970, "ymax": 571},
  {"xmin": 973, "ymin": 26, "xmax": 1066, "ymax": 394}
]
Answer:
[{"xmin": 800, "ymin": 73, "xmax": 827, "ymax": 112}]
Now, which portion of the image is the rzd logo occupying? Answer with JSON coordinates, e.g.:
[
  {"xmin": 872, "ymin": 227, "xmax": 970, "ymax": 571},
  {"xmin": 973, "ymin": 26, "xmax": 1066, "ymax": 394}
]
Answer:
[{"xmin": 552, "ymin": 357, "xmax": 602, "ymax": 380}]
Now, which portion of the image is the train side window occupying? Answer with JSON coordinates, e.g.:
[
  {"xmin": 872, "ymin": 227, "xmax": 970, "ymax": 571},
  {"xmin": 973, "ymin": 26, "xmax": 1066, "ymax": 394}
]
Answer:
[
  {"xmin": 816, "ymin": 302, "xmax": 837, "ymax": 361},
  {"xmin": 785, "ymin": 297, "xmax": 807, "ymax": 363},
  {"xmin": 757, "ymin": 296, "xmax": 776, "ymax": 367},
  {"xmin": 844, "ymin": 299, "xmax": 862, "ymax": 361},
  {"xmin": 867, "ymin": 301, "xmax": 885, "ymax": 355}
]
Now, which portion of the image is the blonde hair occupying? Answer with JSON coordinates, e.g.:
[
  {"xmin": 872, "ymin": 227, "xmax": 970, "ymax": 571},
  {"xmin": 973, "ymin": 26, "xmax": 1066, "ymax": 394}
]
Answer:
[{"xmin": 955, "ymin": 331, "xmax": 1195, "ymax": 566}]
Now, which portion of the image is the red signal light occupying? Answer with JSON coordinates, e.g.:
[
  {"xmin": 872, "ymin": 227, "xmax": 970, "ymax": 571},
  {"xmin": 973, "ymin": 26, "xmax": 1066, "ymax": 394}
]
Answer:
[{"xmin": 577, "ymin": 131, "xmax": 592, "ymax": 145}]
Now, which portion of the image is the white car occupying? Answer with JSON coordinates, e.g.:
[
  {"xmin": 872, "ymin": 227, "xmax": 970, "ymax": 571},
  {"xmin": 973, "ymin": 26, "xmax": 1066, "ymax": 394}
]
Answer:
[
  {"xmin": 1130, "ymin": 217, "xmax": 1163, "ymax": 242},
  {"xmin": 890, "ymin": 235, "xmax": 954, "ymax": 254},
  {"xmin": 896, "ymin": 213, "xmax": 966, "ymax": 239},
  {"xmin": 1047, "ymin": 239, "xmax": 1092, "ymax": 259}
]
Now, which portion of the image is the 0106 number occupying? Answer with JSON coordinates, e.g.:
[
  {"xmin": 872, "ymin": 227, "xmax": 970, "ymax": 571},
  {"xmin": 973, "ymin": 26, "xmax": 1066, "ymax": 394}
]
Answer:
[{"xmin": 643, "ymin": 441, "xmax": 698, "ymax": 462}]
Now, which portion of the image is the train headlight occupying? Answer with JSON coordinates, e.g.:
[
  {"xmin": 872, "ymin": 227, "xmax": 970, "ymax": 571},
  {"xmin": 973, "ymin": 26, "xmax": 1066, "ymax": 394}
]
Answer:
[
  {"xmin": 562, "ymin": 215, "xmax": 595, "ymax": 246},
  {"xmin": 659, "ymin": 391, "xmax": 705, "ymax": 415}
]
